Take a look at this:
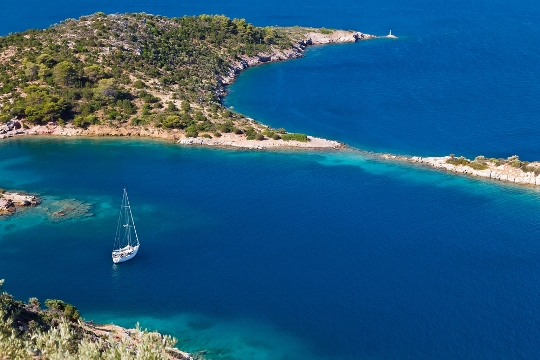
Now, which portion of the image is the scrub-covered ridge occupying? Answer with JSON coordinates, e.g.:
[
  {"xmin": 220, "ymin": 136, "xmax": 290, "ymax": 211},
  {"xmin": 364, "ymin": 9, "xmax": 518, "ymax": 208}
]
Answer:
[{"xmin": 0, "ymin": 280, "xmax": 197, "ymax": 359}]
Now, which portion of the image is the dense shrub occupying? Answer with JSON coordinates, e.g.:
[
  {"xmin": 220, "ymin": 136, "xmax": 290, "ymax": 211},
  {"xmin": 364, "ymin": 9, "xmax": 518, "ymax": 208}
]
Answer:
[
  {"xmin": 185, "ymin": 125, "xmax": 198, "ymax": 138},
  {"xmin": 13, "ymin": 86, "xmax": 68, "ymax": 124}
]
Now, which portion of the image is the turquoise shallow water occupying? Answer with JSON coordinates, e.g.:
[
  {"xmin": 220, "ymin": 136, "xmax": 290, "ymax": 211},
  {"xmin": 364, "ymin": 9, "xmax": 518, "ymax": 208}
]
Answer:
[{"xmin": 2, "ymin": 0, "xmax": 540, "ymax": 358}]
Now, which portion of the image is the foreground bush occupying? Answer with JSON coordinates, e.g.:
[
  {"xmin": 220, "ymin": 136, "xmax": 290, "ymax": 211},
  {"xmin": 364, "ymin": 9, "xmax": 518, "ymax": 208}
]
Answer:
[{"xmin": 0, "ymin": 280, "xmax": 180, "ymax": 359}]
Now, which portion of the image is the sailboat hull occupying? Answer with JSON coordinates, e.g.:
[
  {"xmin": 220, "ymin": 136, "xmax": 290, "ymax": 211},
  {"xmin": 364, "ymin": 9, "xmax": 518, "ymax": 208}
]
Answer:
[{"xmin": 112, "ymin": 244, "xmax": 139, "ymax": 264}]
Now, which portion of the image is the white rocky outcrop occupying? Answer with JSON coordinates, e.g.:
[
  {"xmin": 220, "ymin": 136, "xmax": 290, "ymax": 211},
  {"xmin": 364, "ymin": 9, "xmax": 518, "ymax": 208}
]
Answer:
[
  {"xmin": 402, "ymin": 156, "xmax": 540, "ymax": 186},
  {"xmin": 0, "ymin": 191, "xmax": 40, "ymax": 216},
  {"xmin": 0, "ymin": 197, "xmax": 14, "ymax": 215},
  {"xmin": 304, "ymin": 30, "xmax": 375, "ymax": 45},
  {"xmin": 178, "ymin": 134, "xmax": 342, "ymax": 150},
  {"xmin": 2, "ymin": 192, "xmax": 41, "ymax": 206},
  {"xmin": 0, "ymin": 119, "xmax": 25, "ymax": 139}
]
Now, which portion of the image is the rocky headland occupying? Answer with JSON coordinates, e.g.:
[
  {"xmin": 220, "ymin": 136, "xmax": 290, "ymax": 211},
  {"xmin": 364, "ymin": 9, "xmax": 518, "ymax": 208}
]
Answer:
[
  {"xmin": 0, "ymin": 25, "xmax": 368, "ymax": 150},
  {"xmin": 0, "ymin": 187, "xmax": 94, "ymax": 219},
  {"xmin": 0, "ymin": 15, "xmax": 373, "ymax": 152}
]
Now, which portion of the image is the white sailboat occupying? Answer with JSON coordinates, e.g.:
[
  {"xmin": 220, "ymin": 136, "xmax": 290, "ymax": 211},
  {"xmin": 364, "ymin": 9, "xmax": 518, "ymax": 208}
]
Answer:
[{"xmin": 112, "ymin": 189, "xmax": 140, "ymax": 263}]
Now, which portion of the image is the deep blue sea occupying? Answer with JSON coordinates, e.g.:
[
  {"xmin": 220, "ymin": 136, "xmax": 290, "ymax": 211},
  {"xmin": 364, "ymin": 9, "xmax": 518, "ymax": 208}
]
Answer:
[{"xmin": 2, "ymin": 0, "xmax": 540, "ymax": 359}]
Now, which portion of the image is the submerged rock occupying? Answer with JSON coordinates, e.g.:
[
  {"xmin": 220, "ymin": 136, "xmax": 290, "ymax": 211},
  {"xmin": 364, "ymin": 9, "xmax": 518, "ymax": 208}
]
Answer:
[{"xmin": 44, "ymin": 199, "xmax": 93, "ymax": 221}]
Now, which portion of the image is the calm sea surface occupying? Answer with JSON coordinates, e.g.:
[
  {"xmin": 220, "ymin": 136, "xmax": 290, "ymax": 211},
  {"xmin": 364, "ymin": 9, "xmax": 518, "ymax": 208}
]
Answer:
[{"xmin": 2, "ymin": 0, "xmax": 540, "ymax": 359}]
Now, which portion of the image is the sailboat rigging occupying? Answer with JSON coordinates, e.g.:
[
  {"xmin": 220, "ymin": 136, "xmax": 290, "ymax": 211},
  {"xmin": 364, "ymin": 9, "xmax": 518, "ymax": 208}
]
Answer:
[{"xmin": 112, "ymin": 189, "xmax": 140, "ymax": 263}]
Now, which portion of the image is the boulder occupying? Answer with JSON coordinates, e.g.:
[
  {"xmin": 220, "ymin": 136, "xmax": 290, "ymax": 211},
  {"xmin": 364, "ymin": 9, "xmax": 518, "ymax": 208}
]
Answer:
[
  {"xmin": 0, "ymin": 198, "xmax": 15, "ymax": 214},
  {"xmin": 2, "ymin": 192, "xmax": 41, "ymax": 206}
]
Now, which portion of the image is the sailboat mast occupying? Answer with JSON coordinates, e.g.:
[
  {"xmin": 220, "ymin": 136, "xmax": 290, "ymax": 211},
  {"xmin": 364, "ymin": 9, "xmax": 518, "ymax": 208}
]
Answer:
[
  {"xmin": 113, "ymin": 189, "xmax": 126, "ymax": 251},
  {"xmin": 125, "ymin": 190, "xmax": 140, "ymax": 246}
]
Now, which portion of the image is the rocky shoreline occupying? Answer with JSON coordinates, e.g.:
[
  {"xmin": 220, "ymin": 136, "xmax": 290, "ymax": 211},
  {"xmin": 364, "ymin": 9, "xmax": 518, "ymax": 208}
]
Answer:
[
  {"xmin": 218, "ymin": 30, "xmax": 375, "ymax": 87},
  {"xmin": 81, "ymin": 321, "xmax": 195, "ymax": 360},
  {"xmin": 0, "ymin": 190, "xmax": 40, "ymax": 215},
  {"xmin": 380, "ymin": 153, "xmax": 540, "ymax": 186},
  {"xmin": 1, "ymin": 119, "xmax": 345, "ymax": 150}
]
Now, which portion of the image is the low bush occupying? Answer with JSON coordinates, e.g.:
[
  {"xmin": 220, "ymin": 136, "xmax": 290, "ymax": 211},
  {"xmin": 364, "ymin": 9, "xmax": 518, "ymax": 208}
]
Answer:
[
  {"xmin": 469, "ymin": 161, "xmax": 488, "ymax": 170},
  {"xmin": 446, "ymin": 156, "xmax": 470, "ymax": 166},
  {"xmin": 281, "ymin": 133, "xmax": 308, "ymax": 142}
]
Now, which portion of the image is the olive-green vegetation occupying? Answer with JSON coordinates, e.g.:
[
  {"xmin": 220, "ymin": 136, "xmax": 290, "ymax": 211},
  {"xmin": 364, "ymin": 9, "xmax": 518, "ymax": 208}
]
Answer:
[
  {"xmin": 0, "ymin": 280, "xmax": 191, "ymax": 359},
  {"xmin": 319, "ymin": 28, "xmax": 334, "ymax": 35},
  {"xmin": 446, "ymin": 154, "xmax": 540, "ymax": 174},
  {"xmin": 281, "ymin": 133, "xmax": 309, "ymax": 142},
  {"xmin": 0, "ymin": 12, "xmax": 309, "ymax": 140},
  {"xmin": 446, "ymin": 155, "xmax": 488, "ymax": 170}
]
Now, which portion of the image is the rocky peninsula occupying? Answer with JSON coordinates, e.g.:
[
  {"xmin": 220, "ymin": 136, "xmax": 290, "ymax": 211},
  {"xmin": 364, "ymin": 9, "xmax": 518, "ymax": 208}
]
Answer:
[
  {"xmin": 0, "ymin": 14, "xmax": 371, "ymax": 151},
  {"xmin": 381, "ymin": 153, "xmax": 540, "ymax": 186}
]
